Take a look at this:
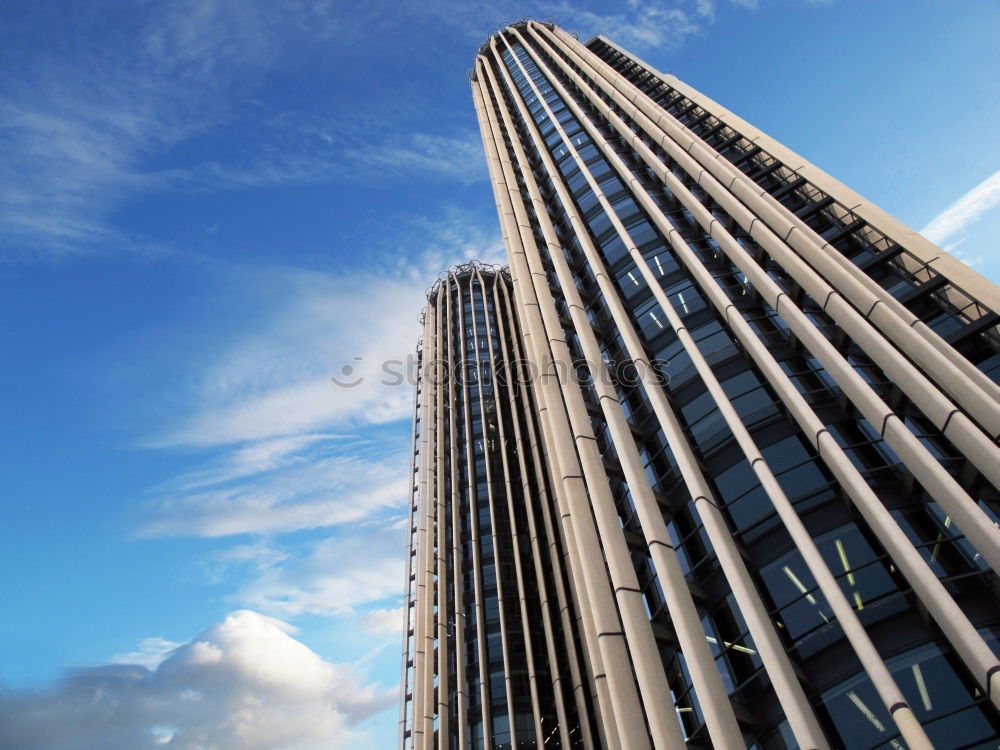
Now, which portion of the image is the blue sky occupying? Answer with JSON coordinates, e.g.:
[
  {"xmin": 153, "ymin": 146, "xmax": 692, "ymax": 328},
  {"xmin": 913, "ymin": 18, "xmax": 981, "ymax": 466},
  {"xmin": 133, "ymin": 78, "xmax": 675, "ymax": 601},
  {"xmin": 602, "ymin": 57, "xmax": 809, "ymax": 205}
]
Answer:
[{"xmin": 1, "ymin": 1, "xmax": 998, "ymax": 748}]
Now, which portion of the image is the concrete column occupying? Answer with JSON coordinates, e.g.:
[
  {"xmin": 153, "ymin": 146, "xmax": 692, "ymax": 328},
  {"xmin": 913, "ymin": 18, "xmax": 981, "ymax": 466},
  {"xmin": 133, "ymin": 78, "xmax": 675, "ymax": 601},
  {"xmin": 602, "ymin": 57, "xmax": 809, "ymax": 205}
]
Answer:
[
  {"xmin": 536, "ymin": 23, "xmax": 1000, "ymax": 577},
  {"xmin": 473, "ymin": 69, "xmax": 624, "ymax": 750},
  {"xmin": 398, "ymin": 354, "xmax": 422, "ymax": 750},
  {"xmin": 498, "ymin": 275, "xmax": 598, "ymax": 750},
  {"xmin": 493, "ymin": 29, "xmax": 766, "ymax": 750},
  {"xmin": 517, "ymin": 25, "xmax": 935, "ymax": 749},
  {"xmin": 441, "ymin": 288, "xmax": 469, "ymax": 750},
  {"xmin": 559, "ymin": 27, "xmax": 1000, "ymax": 431},
  {"xmin": 492, "ymin": 275, "xmax": 576, "ymax": 749},
  {"xmin": 480, "ymin": 50, "xmax": 653, "ymax": 749}
]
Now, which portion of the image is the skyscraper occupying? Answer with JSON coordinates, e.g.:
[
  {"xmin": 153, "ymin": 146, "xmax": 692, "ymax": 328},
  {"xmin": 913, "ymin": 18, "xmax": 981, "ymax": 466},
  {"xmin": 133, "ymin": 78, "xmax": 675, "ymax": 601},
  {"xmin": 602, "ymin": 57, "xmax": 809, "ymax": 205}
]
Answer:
[
  {"xmin": 400, "ymin": 263, "xmax": 598, "ymax": 750},
  {"xmin": 402, "ymin": 20, "xmax": 1000, "ymax": 750}
]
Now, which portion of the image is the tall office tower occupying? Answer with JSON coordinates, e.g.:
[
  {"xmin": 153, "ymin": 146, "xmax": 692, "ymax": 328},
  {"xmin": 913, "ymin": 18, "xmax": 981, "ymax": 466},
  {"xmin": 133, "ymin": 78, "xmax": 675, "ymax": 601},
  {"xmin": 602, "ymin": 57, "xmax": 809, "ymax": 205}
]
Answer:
[
  {"xmin": 400, "ymin": 263, "xmax": 597, "ymax": 750},
  {"xmin": 460, "ymin": 18, "xmax": 1000, "ymax": 750}
]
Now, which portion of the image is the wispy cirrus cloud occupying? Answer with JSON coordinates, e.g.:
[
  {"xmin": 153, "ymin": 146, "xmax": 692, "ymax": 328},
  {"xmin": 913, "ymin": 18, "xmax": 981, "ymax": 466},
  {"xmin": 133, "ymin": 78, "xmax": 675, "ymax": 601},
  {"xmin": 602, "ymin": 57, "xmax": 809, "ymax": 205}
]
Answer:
[
  {"xmin": 0, "ymin": 0, "xmax": 300, "ymax": 258},
  {"xmin": 531, "ymin": 0, "xmax": 765, "ymax": 51},
  {"xmin": 150, "ymin": 271, "xmax": 424, "ymax": 448},
  {"xmin": 141, "ymin": 210, "xmax": 500, "ymax": 450},
  {"xmin": 110, "ymin": 637, "xmax": 183, "ymax": 670},
  {"xmin": 155, "ymin": 433, "xmax": 352, "ymax": 493},
  {"xmin": 226, "ymin": 532, "xmax": 406, "ymax": 618},
  {"xmin": 359, "ymin": 607, "xmax": 406, "ymax": 637},
  {"xmin": 0, "ymin": 0, "xmax": 786, "ymax": 260},
  {"xmin": 417, "ymin": 0, "xmax": 767, "ymax": 53},
  {"xmin": 0, "ymin": 610, "xmax": 394, "ymax": 750},
  {"xmin": 0, "ymin": 0, "xmax": 486, "ymax": 260},
  {"xmin": 172, "ymin": 119, "xmax": 487, "ymax": 192},
  {"xmin": 341, "ymin": 131, "xmax": 486, "ymax": 185},
  {"xmin": 124, "ymin": 207, "xmax": 499, "ymax": 548},
  {"xmin": 920, "ymin": 169, "xmax": 1000, "ymax": 246},
  {"xmin": 544, "ymin": 0, "xmax": 702, "ymax": 49},
  {"xmin": 139, "ymin": 446, "xmax": 408, "ymax": 538}
]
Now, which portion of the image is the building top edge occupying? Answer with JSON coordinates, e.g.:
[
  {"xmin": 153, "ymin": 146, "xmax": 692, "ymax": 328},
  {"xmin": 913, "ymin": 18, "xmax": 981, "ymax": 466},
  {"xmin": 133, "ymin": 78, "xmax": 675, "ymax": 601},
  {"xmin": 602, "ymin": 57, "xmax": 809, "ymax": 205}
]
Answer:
[
  {"xmin": 470, "ymin": 19, "xmax": 559, "ymax": 79},
  {"xmin": 424, "ymin": 260, "xmax": 511, "ymax": 301}
]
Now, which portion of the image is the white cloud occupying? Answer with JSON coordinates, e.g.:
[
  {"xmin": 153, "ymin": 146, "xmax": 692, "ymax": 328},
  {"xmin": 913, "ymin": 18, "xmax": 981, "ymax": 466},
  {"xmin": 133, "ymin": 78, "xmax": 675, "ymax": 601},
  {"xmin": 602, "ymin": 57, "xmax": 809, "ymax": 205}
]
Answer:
[
  {"xmin": 215, "ymin": 540, "xmax": 292, "ymax": 569},
  {"xmin": 545, "ymin": 0, "xmax": 702, "ymax": 50},
  {"xmin": 111, "ymin": 637, "xmax": 183, "ymax": 670},
  {"xmin": 153, "ymin": 270, "xmax": 424, "ymax": 448},
  {"xmin": 0, "ymin": 610, "xmax": 395, "ymax": 750},
  {"xmin": 695, "ymin": 0, "xmax": 716, "ymax": 17},
  {"xmin": 178, "ymin": 125, "xmax": 488, "ymax": 192},
  {"xmin": 359, "ymin": 608, "xmax": 406, "ymax": 637},
  {"xmin": 538, "ymin": 0, "xmax": 771, "ymax": 51},
  {"xmin": 0, "ymin": 0, "xmax": 299, "ymax": 258},
  {"xmin": 231, "ymin": 532, "xmax": 406, "ymax": 618},
  {"xmin": 135, "ymin": 207, "xmax": 502, "ymax": 452},
  {"xmin": 920, "ymin": 169, "xmax": 1000, "ymax": 245},
  {"xmin": 139, "ymin": 448, "xmax": 408, "ymax": 537},
  {"xmin": 344, "ymin": 131, "xmax": 486, "ymax": 185},
  {"xmin": 158, "ymin": 433, "xmax": 351, "ymax": 493},
  {"xmin": 127, "ymin": 208, "xmax": 500, "ymax": 539}
]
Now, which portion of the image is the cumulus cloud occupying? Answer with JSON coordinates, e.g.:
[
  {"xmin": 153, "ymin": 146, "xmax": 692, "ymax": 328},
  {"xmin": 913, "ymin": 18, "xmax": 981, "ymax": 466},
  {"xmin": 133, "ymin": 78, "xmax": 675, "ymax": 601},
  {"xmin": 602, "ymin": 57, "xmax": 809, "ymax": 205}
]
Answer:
[{"xmin": 0, "ymin": 610, "xmax": 395, "ymax": 750}]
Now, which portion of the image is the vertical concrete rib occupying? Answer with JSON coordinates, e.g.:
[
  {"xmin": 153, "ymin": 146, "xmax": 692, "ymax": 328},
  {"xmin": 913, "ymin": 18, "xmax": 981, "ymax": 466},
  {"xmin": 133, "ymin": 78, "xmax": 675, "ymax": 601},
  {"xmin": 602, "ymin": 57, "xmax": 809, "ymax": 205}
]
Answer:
[
  {"xmin": 489, "ymin": 20, "xmax": 833, "ymax": 748},
  {"xmin": 433, "ymin": 288, "xmax": 448, "ymax": 749},
  {"xmin": 470, "ymin": 268, "xmax": 516, "ymax": 747},
  {"xmin": 472, "ymin": 79, "xmax": 603, "ymax": 750},
  {"xmin": 476, "ymin": 62, "xmax": 621, "ymax": 748},
  {"xmin": 475, "ymin": 61, "xmax": 641, "ymax": 750},
  {"xmin": 485, "ymin": 37, "xmax": 694, "ymax": 750},
  {"xmin": 494, "ymin": 276, "xmax": 586, "ymax": 750},
  {"xmin": 486, "ymin": 31, "xmax": 739, "ymax": 750},
  {"xmin": 458, "ymin": 271, "xmax": 492, "ymax": 740},
  {"xmin": 407, "ymin": 250, "xmax": 610, "ymax": 747},
  {"xmin": 588, "ymin": 32, "xmax": 1000, "ymax": 319},
  {"xmin": 483, "ymin": 272, "xmax": 547, "ymax": 745},
  {"xmin": 511, "ymin": 23, "xmax": 939, "ymax": 748},
  {"xmin": 555, "ymin": 23, "xmax": 1000, "ymax": 478},
  {"xmin": 530, "ymin": 19, "xmax": 1000, "ymax": 710},
  {"xmin": 558, "ymin": 27, "xmax": 1000, "ymax": 433},
  {"xmin": 533, "ymin": 23, "xmax": 1000, "ymax": 576},
  {"xmin": 413, "ymin": 300, "xmax": 437, "ymax": 750},
  {"xmin": 443, "ymin": 287, "xmax": 469, "ymax": 750},
  {"xmin": 389, "ymin": 19, "xmax": 1000, "ymax": 750},
  {"xmin": 399, "ymin": 347, "xmax": 421, "ymax": 750}
]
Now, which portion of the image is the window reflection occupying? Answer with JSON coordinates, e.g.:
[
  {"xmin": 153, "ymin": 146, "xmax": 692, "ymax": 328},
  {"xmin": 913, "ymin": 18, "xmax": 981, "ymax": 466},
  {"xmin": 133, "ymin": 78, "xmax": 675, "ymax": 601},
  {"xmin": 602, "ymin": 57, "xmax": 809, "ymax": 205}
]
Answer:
[{"xmin": 821, "ymin": 641, "xmax": 999, "ymax": 750}]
